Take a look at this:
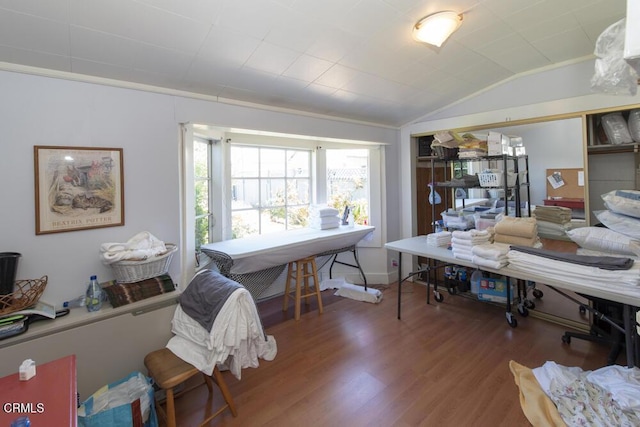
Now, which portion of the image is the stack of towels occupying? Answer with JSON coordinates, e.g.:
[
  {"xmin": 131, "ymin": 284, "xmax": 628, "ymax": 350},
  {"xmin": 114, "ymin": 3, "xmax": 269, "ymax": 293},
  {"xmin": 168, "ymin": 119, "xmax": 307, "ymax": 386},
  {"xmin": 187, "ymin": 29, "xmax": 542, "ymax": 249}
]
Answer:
[
  {"xmin": 533, "ymin": 205, "xmax": 573, "ymax": 238},
  {"xmin": 426, "ymin": 231, "xmax": 452, "ymax": 247},
  {"xmin": 471, "ymin": 242, "xmax": 510, "ymax": 269},
  {"xmin": 308, "ymin": 205, "xmax": 340, "ymax": 229},
  {"xmin": 451, "ymin": 229, "xmax": 492, "ymax": 261},
  {"xmin": 493, "ymin": 216, "xmax": 541, "ymax": 247}
]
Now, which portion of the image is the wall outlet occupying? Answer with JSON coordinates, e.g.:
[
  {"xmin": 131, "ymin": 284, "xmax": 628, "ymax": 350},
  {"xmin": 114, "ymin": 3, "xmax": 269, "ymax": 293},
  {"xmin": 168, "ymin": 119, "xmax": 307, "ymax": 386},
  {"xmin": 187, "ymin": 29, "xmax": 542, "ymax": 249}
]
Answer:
[{"xmin": 391, "ymin": 259, "xmax": 398, "ymax": 267}]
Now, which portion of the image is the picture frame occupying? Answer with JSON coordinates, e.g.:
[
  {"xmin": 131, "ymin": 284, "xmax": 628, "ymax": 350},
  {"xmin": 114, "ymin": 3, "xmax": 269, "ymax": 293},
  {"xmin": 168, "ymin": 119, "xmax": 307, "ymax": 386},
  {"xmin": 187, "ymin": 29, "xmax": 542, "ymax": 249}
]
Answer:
[{"xmin": 34, "ymin": 146, "xmax": 125, "ymax": 235}]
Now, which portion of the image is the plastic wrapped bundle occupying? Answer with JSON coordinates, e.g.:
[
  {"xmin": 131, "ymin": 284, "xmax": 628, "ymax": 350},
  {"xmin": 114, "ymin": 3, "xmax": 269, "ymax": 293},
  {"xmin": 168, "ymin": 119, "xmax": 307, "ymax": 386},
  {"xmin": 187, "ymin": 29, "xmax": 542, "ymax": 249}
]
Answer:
[{"xmin": 601, "ymin": 112, "xmax": 633, "ymax": 144}]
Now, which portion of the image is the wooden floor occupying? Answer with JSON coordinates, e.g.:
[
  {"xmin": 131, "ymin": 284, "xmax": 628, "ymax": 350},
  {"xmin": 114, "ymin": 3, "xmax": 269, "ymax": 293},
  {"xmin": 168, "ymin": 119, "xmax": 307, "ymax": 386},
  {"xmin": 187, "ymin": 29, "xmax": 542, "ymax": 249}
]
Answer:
[{"xmin": 164, "ymin": 282, "xmax": 615, "ymax": 427}]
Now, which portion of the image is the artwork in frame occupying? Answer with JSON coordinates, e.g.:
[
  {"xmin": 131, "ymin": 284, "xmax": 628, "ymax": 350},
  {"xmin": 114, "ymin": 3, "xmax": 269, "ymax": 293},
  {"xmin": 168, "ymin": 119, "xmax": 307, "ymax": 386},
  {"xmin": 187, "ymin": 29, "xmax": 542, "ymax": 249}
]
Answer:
[{"xmin": 34, "ymin": 146, "xmax": 125, "ymax": 235}]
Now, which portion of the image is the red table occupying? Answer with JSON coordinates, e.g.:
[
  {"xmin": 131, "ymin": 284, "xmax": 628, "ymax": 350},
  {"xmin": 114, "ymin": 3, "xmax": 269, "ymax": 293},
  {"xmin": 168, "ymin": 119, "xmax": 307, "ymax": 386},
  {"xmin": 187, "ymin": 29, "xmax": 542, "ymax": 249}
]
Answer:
[
  {"xmin": 0, "ymin": 355, "xmax": 77, "ymax": 426},
  {"xmin": 543, "ymin": 197, "xmax": 585, "ymax": 210}
]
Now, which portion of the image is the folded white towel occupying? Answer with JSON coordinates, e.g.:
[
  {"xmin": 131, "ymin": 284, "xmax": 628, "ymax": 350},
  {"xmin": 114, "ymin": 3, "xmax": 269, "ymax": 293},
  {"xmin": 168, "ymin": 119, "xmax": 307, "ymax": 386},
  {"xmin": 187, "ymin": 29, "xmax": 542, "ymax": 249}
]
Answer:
[
  {"xmin": 452, "ymin": 229, "xmax": 491, "ymax": 240},
  {"xmin": 309, "ymin": 205, "xmax": 340, "ymax": 217},
  {"xmin": 471, "ymin": 243, "xmax": 511, "ymax": 260},
  {"xmin": 451, "ymin": 236, "xmax": 490, "ymax": 247},
  {"xmin": 309, "ymin": 216, "xmax": 340, "ymax": 230},
  {"xmin": 472, "ymin": 255, "xmax": 508, "ymax": 269},
  {"xmin": 452, "ymin": 250, "xmax": 473, "ymax": 261}
]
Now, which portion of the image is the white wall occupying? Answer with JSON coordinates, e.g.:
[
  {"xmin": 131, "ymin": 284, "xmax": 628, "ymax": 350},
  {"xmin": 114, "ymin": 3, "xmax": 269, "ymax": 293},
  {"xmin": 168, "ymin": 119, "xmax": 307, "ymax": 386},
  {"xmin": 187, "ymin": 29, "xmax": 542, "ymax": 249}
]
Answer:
[{"xmin": 0, "ymin": 69, "xmax": 399, "ymax": 307}]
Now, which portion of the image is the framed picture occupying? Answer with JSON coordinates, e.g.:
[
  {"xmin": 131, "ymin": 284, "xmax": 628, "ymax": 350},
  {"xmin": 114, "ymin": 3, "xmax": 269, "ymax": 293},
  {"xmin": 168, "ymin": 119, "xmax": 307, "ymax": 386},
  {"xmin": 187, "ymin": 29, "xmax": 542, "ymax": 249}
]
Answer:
[{"xmin": 34, "ymin": 146, "xmax": 125, "ymax": 235}]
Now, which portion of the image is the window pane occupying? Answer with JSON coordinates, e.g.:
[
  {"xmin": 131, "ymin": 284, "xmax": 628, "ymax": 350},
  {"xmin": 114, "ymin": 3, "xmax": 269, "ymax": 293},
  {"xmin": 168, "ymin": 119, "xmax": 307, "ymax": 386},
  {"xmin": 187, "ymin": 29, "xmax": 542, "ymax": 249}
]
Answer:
[
  {"xmin": 195, "ymin": 216, "xmax": 209, "ymax": 250},
  {"xmin": 287, "ymin": 150, "xmax": 310, "ymax": 177},
  {"xmin": 327, "ymin": 149, "xmax": 369, "ymax": 225},
  {"xmin": 232, "ymin": 179, "xmax": 259, "ymax": 209},
  {"xmin": 287, "ymin": 178, "xmax": 310, "ymax": 205},
  {"xmin": 262, "ymin": 209, "xmax": 287, "ymax": 234},
  {"xmin": 287, "ymin": 206, "xmax": 309, "ymax": 229},
  {"xmin": 260, "ymin": 148, "xmax": 285, "ymax": 177},
  {"xmin": 232, "ymin": 210, "xmax": 260, "ymax": 238},
  {"xmin": 260, "ymin": 178, "xmax": 285, "ymax": 207},
  {"xmin": 195, "ymin": 179, "xmax": 209, "ymax": 215},
  {"xmin": 231, "ymin": 146, "xmax": 259, "ymax": 177},
  {"xmin": 194, "ymin": 141, "xmax": 209, "ymax": 179}
]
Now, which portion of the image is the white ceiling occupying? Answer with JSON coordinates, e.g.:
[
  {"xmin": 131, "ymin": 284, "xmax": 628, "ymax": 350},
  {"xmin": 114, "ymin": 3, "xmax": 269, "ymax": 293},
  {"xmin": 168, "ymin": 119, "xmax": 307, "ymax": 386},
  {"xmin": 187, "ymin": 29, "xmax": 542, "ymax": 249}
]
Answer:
[{"xmin": 0, "ymin": 0, "xmax": 627, "ymax": 127}]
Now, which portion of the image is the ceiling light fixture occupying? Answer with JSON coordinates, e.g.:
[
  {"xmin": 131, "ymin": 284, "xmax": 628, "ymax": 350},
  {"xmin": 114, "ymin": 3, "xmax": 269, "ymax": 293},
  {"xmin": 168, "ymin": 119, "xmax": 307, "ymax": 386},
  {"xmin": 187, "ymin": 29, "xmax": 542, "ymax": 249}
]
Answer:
[{"xmin": 413, "ymin": 11, "xmax": 463, "ymax": 47}]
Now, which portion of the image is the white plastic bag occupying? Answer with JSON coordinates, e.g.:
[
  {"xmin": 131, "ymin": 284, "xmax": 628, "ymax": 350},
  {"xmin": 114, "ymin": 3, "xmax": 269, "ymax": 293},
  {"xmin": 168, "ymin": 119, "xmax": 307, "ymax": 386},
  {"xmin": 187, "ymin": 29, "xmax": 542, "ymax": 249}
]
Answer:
[
  {"xmin": 628, "ymin": 109, "xmax": 640, "ymax": 142},
  {"xmin": 591, "ymin": 19, "xmax": 638, "ymax": 96},
  {"xmin": 601, "ymin": 112, "xmax": 633, "ymax": 144}
]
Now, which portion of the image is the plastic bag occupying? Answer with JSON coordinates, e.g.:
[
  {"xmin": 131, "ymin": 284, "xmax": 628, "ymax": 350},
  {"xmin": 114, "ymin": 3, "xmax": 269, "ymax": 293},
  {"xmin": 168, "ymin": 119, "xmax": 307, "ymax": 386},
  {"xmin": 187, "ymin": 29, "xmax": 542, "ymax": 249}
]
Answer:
[
  {"xmin": 78, "ymin": 371, "xmax": 158, "ymax": 427},
  {"xmin": 628, "ymin": 109, "xmax": 640, "ymax": 142},
  {"xmin": 591, "ymin": 19, "xmax": 638, "ymax": 96},
  {"xmin": 601, "ymin": 112, "xmax": 633, "ymax": 144}
]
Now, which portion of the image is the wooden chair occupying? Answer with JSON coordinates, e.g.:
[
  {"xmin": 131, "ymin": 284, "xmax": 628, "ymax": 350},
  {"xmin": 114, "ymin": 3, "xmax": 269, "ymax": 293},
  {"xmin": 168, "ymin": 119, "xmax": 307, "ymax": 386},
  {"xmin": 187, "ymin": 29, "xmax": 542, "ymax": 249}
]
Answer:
[
  {"xmin": 144, "ymin": 348, "xmax": 237, "ymax": 427},
  {"xmin": 282, "ymin": 255, "xmax": 323, "ymax": 320}
]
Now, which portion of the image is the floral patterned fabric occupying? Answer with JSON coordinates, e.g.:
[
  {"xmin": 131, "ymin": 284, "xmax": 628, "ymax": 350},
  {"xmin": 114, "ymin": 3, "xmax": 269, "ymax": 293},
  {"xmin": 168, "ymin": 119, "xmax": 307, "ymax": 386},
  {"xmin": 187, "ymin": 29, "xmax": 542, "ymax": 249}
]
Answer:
[{"xmin": 547, "ymin": 367, "xmax": 640, "ymax": 426}]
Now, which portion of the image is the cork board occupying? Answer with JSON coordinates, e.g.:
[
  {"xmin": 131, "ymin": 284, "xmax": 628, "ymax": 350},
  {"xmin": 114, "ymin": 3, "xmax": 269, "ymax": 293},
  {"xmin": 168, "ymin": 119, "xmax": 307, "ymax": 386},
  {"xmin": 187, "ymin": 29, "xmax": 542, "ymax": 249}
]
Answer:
[{"xmin": 546, "ymin": 168, "xmax": 585, "ymax": 199}]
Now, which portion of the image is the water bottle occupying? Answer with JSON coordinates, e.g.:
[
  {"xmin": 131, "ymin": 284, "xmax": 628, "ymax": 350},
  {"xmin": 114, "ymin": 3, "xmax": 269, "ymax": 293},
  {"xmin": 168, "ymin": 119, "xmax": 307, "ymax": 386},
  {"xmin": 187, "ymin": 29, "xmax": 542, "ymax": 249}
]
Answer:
[
  {"xmin": 471, "ymin": 269, "xmax": 482, "ymax": 295},
  {"xmin": 10, "ymin": 416, "xmax": 30, "ymax": 427},
  {"xmin": 85, "ymin": 275, "xmax": 103, "ymax": 312}
]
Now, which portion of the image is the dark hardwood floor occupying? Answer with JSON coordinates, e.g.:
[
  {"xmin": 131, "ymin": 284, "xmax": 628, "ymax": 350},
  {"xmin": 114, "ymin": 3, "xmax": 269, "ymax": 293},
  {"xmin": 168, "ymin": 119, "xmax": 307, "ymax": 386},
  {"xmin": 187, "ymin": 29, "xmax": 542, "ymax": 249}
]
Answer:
[{"xmin": 164, "ymin": 282, "xmax": 613, "ymax": 426}]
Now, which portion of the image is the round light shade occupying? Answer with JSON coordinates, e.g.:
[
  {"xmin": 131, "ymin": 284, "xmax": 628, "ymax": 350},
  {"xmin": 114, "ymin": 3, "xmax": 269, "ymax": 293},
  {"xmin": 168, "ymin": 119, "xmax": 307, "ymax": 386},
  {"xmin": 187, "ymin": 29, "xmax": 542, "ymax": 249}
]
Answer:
[{"xmin": 413, "ymin": 11, "xmax": 463, "ymax": 47}]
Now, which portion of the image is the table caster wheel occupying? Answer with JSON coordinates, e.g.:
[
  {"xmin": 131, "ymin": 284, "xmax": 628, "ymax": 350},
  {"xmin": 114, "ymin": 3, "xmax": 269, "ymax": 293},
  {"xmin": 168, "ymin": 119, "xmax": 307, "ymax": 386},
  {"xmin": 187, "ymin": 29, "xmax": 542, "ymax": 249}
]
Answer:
[
  {"xmin": 517, "ymin": 304, "xmax": 529, "ymax": 317},
  {"xmin": 506, "ymin": 312, "xmax": 518, "ymax": 328}
]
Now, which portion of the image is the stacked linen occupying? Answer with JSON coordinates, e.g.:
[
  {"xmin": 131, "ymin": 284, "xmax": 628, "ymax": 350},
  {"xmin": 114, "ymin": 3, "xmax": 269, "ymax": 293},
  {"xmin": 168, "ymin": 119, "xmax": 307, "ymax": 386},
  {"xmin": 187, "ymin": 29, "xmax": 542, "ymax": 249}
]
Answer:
[
  {"xmin": 493, "ymin": 216, "xmax": 541, "ymax": 247},
  {"xmin": 534, "ymin": 205, "xmax": 572, "ymax": 224},
  {"xmin": 533, "ymin": 205, "xmax": 573, "ymax": 238},
  {"xmin": 308, "ymin": 205, "xmax": 340, "ymax": 230},
  {"xmin": 451, "ymin": 229, "xmax": 492, "ymax": 261},
  {"xmin": 426, "ymin": 231, "xmax": 452, "ymax": 247},
  {"xmin": 507, "ymin": 246, "xmax": 640, "ymax": 293},
  {"xmin": 471, "ymin": 242, "xmax": 510, "ymax": 269}
]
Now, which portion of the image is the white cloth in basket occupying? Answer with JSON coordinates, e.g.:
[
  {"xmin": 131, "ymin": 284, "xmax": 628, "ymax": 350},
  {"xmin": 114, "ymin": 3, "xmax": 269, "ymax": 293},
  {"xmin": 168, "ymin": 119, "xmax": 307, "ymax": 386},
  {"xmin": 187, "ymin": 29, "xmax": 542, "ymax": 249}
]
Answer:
[{"xmin": 100, "ymin": 231, "xmax": 167, "ymax": 264}]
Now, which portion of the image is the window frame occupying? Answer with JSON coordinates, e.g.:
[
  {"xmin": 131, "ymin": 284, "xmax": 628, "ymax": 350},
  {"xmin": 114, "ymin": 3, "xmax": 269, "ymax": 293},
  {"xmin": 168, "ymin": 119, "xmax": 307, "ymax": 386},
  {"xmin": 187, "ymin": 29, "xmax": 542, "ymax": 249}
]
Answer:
[{"xmin": 181, "ymin": 126, "xmax": 384, "ymax": 285}]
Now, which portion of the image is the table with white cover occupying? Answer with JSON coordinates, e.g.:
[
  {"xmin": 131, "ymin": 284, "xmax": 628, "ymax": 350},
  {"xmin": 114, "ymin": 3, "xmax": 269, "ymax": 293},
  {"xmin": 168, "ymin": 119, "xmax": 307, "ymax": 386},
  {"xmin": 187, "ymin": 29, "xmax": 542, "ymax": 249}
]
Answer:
[
  {"xmin": 385, "ymin": 235, "xmax": 640, "ymax": 367},
  {"xmin": 202, "ymin": 225, "xmax": 375, "ymax": 300}
]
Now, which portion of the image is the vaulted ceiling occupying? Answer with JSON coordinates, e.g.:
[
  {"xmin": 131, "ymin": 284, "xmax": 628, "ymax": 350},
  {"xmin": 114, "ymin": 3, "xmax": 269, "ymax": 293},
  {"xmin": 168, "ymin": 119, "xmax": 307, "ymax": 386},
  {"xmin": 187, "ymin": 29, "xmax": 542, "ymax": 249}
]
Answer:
[{"xmin": 0, "ymin": 0, "xmax": 627, "ymax": 127}]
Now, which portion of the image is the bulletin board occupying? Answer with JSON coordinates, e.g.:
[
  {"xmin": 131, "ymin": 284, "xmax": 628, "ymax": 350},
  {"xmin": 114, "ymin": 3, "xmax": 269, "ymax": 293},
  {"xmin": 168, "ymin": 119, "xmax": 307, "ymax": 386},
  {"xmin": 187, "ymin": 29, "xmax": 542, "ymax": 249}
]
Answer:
[{"xmin": 546, "ymin": 168, "xmax": 585, "ymax": 199}]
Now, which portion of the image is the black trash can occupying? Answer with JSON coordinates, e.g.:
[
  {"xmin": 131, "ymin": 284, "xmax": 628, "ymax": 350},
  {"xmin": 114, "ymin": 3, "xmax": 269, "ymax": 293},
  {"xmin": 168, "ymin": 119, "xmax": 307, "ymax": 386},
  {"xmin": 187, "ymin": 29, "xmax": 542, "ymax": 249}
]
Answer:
[{"xmin": 0, "ymin": 252, "xmax": 21, "ymax": 295}]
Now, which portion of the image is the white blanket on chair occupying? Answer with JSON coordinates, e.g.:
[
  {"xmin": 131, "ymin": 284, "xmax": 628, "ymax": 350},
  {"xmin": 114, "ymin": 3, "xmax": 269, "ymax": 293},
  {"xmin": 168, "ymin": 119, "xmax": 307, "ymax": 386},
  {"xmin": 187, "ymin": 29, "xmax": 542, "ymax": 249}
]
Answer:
[{"xmin": 167, "ymin": 287, "xmax": 277, "ymax": 380}]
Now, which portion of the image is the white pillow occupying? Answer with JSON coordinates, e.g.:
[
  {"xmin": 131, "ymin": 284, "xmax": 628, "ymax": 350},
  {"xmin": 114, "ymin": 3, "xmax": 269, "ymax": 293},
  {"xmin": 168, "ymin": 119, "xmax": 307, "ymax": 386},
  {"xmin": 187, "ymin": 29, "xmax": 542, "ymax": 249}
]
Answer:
[
  {"xmin": 566, "ymin": 226, "xmax": 640, "ymax": 256},
  {"xmin": 601, "ymin": 190, "xmax": 640, "ymax": 218},
  {"xmin": 594, "ymin": 210, "xmax": 640, "ymax": 240}
]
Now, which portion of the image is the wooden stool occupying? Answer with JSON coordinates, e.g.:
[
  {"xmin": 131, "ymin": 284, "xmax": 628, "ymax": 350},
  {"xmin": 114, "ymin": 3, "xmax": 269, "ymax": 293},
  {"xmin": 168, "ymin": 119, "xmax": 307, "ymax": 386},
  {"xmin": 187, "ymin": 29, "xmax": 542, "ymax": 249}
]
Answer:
[
  {"xmin": 282, "ymin": 255, "xmax": 323, "ymax": 320},
  {"xmin": 144, "ymin": 348, "xmax": 237, "ymax": 427}
]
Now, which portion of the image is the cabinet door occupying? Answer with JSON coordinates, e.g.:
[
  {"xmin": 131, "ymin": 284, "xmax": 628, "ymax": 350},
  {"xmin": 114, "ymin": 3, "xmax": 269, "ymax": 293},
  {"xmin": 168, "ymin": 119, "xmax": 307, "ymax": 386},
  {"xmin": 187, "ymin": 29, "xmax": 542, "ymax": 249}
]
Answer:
[{"xmin": 416, "ymin": 163, "xmax": 447, "ymax": 236}]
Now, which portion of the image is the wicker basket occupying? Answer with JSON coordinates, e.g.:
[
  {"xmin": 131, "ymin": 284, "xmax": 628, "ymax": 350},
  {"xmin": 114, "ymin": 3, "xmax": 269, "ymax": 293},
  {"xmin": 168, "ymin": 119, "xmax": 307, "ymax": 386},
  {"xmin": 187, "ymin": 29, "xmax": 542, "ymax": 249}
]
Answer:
[
  {"xmin": 110, "ymin": 244, "xmax": 177, "ymax": 283},
  {"xmin": 0, "ymin": 276, "xmax": 48, "ymax": 316}
]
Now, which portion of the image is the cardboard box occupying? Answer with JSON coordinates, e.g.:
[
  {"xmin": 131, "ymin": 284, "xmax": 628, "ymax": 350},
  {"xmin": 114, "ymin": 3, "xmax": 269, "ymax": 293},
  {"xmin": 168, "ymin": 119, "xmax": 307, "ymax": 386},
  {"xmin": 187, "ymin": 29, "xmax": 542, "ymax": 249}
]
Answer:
[
  {"xmin": 487, "ymin": 131, "xmax": 510, "ymax": 155},
  {"xmin": 477, "ymin": 277, "xmax": 515, "ymax": 304}
]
